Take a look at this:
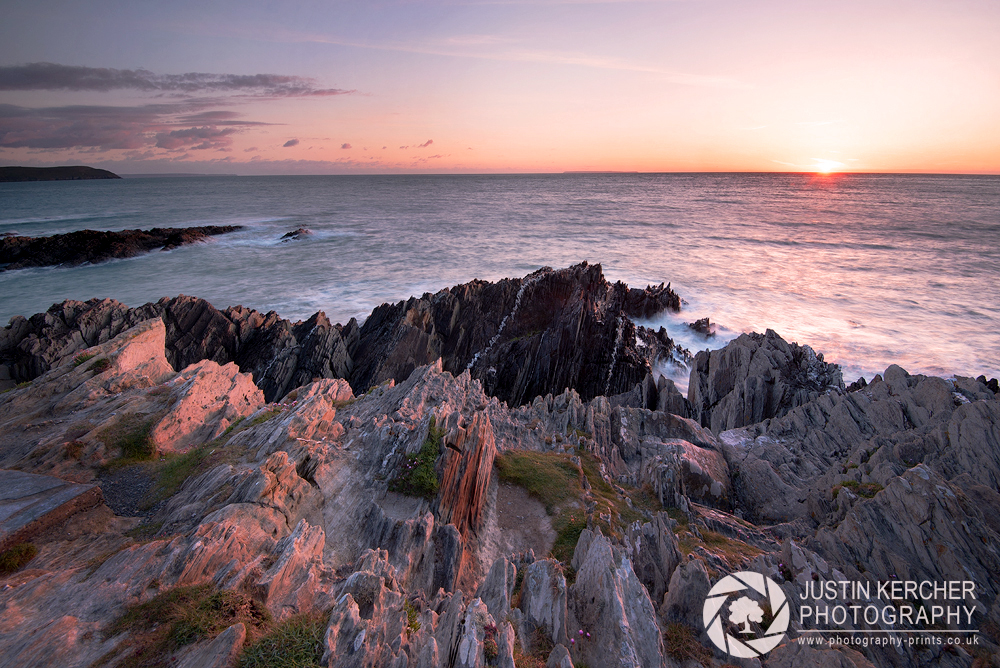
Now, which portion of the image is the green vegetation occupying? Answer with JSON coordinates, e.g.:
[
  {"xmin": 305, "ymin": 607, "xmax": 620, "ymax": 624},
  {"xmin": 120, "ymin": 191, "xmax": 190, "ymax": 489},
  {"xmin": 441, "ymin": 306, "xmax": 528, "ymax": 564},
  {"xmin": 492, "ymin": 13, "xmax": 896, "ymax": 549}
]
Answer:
[
  {"xmin": 663, "ymin": 623, "xmax": 712, "ymax": 664},
  {"xmin": 495, "ymin": 450, "xmax": 580, "ymax": 512},
  {"xmin": 496, "ymin": 449, "xmax": 662, "ymax": 564},
  {"xmin": 0, "ymin": 543, "xmax": 38, "ymax": 575},
  {"xmin": 247, "ymin": 407, "xmax": 283, "ymax": 428},
  {"xmin": 388, "ymin": 417, "xmax": 443, "ymax": 500},
  {"xmin": 73, "ymin": 352, "xmax": 97, "ymax": 367},
  {"xmin": 404, "ymin": 600, "xmax": 421, "ymax": 636},
  {"xmin": 551, "ymin": 514, "xmax": 587, "ymax": 564},
  {"xmin": 833, "ymin": 479, "xmax": 884, "ymax": 499},
  {"xmin": 89, "ymin": 358, "xmax": 111, "ymax": 374},
  {"xmin": 238, "ymin": 612, "xmax": 326, "ymax": 668},
  {"xmin": 125, "ymin": 521, "xmax": 164, "ymax": 541},
  {"xmin": 99, "ymin": 413, "xmax": 158, "ymax": 462},
  {"xmin": 676, "ymin": 529, "xmax": 763, "ymax": 569},
  {"xmin": 100, "ymin": 585, "xmax": 270, "ymax": 668}
]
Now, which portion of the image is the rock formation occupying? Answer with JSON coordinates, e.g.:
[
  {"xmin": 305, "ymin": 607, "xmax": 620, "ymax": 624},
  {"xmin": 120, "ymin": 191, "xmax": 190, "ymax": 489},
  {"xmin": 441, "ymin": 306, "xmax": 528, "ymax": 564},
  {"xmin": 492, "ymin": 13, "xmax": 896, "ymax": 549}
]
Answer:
[
  {"xmin": 1, "ymin": 270, "xmax": 999, "ymax": 668},
  {"xmin": 0, "ymin": 263, "xmax": 686, "ymax": 405},
  {"xmin": 0, "ymin": 225, "xmax": 242, "ymax": 271}
]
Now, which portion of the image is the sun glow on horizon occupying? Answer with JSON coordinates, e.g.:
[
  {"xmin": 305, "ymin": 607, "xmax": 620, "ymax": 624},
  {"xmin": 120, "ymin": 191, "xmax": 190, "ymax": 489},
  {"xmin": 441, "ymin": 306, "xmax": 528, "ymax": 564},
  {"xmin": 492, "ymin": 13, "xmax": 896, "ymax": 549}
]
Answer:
[{"xmin": 812, "ymin": 159, "xmax": 846, "ymax": 174}]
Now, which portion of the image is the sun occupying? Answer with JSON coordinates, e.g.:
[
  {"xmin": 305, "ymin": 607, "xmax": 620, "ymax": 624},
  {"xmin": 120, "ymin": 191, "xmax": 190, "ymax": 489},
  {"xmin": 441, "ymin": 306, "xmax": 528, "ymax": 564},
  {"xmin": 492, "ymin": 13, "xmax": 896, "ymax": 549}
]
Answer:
[{"xmin": 812, "ymin": 158, "xmax": 845, "ymax": 174}]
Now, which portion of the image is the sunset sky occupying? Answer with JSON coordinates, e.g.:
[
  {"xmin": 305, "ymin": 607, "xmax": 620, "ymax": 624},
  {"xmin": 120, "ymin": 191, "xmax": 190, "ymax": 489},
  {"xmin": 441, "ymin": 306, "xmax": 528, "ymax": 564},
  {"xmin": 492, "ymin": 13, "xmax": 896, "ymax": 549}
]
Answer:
[{"xmin": 1, "ymin": 0, "xmax": 998, "ymax": 174}]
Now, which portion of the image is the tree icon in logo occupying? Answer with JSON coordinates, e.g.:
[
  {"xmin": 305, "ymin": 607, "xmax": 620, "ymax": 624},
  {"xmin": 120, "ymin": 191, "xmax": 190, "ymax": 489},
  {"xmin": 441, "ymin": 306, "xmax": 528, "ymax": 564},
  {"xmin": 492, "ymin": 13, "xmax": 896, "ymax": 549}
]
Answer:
[
  {"xmin": 729, "ymin": 596, "xmax": 764, "ymax": 634},
  {"xmin": 702, "ymin": 571, "xmax": 789, "ymax": 658}
]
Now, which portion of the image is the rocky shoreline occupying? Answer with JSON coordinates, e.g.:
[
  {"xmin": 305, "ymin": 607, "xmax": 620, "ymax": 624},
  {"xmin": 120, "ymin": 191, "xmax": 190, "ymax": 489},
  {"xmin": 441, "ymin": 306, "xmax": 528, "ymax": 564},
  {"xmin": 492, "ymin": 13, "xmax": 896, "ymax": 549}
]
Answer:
[
  {"xmin": 0, "ymin": 264, "xmax": 998, "ymax": 668},
  {"xmin": 0, "ymin": 225, "xmax": 242, "ymax": 271}
]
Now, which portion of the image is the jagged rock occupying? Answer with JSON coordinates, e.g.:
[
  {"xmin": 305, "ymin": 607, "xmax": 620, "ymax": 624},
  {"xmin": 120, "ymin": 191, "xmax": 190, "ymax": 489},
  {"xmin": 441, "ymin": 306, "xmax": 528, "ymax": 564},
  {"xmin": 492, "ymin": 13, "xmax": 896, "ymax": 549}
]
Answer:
[
  {"xmin": 351, "ymin": 262, "xmax": 684, "ymax": 405},
  {"xmin": 655, "ymin": 376, "xmax": 690, "ymax": 418},
  {"xmin": 567, "ymin": 529, "xmax": 664, "ymax": 668},
  {"xmin": 0, "ymin": 225, "xmax": 242, "ymax": 271},
  {"xmin": 818, "ymin": 466, "xmax": 1000, "ymax": 605},
  {"xmin": 688, "ymin": 329, "xmax": 844, "ymax": 432},
  {"xmin": 5, "ymin": 288, "xmax": 1000, "ymax": 668},
  {"xmin": 625, "ymin": 513, "xmax": 682, "ymax": 605},
  {"xmin": 176, "ymin": 622, "xmax": 246, "ymax": 668},
  {"xmin": 640, "ymin": 438, "xmax": 731, "ymax": 509},
  {"xmin": 280, "ymin": 227, "xmax": 312, "ymax": 241},
  {"xmin": 454, "ymin": 598, "xmax": 495, "ymax": 668},
  {"xmin": 475, "ymin": 557, "xmax": 517, "ymax": 622},
  {"xmin": 150, "ymin": 359, "xmax": 264, "ymax": 452},
  {"xmin": 660, "ymin": 558, "xmax": 711, "ymax": 628},
  {"xmin": 2, "ymin": 264, "xmax": 682, "ymax": 406},
  {"xmin": 546, "ymin": 644, "xmax": 574, "ymax": 668},
  {"xmin": 518, "ymin": 559, "xmax": 569, "ymax": 647},
  {"xmin": 688, "ymin": 317, "xmax": 715, "ymax": 337},
  {"xmin": 255, "ymin": 519, "xmax": 330, "ymax": 620},
  {"xmin": 720, "ymin": 362, "xmax": 1000, "ymax": 526},
  {"xmin": 0, "ymin": 295, "xmax": 356, "ymax": 402}
]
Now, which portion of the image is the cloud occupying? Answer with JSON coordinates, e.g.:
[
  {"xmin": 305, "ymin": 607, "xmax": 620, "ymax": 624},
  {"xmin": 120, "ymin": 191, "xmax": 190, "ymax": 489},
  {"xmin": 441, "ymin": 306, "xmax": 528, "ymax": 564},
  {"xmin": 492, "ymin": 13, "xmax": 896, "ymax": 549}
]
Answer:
[
  {"xmin": 0, "ymin": 62, "xmax": 355, "ymax": 97},
  {"xmin": 341, "ymin": 143, "xmax": 352, "ymax": 149},
  {"xmin": 156, "ymin": 126, "xmax": 236, "ymax": 150},
  {"xmin": 0, "ymin": 100, "xmax": 269, "ymax": 151},
  {"xmin": 417, "ymin": 139, "xmax": 433, "ymax": 148},
  {"xmin": 283, "ymin": 139, "xmax": 300, "ymax": 147},
  {"xmin": 399, "ymin": 145, "xmax": 409, "ymax": 149}
]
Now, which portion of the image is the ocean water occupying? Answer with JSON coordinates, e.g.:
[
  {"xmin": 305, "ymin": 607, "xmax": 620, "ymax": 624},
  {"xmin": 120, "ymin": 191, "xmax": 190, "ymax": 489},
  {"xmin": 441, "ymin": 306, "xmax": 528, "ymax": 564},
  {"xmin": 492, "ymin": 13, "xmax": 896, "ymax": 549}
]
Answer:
[{"xmin": 2, "ymin": 173, "xmax": 998, "ymax": 388}]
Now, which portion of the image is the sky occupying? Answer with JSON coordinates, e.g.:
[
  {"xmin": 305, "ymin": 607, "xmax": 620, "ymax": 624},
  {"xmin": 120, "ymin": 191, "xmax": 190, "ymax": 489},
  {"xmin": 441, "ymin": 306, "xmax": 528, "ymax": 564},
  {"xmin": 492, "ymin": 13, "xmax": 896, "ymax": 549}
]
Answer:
[{"xmin": 1, "ymin": 0, "xmax": 998, "ymax": 175}]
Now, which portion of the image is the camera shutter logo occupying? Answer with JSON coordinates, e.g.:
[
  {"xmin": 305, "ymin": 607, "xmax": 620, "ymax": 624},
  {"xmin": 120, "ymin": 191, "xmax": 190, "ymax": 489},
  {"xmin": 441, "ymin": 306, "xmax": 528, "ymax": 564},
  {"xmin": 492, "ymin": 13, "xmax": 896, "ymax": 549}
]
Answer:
[{"xmin": 702, "ymin": 571, "xmax": 789, "ymax": 658}]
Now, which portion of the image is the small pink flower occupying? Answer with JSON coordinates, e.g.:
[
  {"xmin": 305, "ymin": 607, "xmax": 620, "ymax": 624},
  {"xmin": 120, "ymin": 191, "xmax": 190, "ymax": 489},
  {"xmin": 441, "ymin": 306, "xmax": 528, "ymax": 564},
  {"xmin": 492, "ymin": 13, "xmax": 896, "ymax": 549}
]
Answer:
[
  {"xmin": 586, "ymin": 633, "xmax": 590, "ymax": 638},
  {"xmin": 570, "ymin": 639, "xmax": 575, "ymax": 644},
  {"xmin": 578, "ymin": 629, "xmax": 583, "ymax": 635}
]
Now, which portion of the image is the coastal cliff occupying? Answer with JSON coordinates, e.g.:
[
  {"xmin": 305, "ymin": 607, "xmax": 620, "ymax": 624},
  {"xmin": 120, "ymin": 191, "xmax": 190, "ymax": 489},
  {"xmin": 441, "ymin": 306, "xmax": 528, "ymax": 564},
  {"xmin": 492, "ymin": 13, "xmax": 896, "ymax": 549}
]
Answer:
[
  {"xmin": 0, "ymin": 266, "xmax": 998, "ymax": 668},
  {"xmin": 0, "ymin": 166, "xmax": 121, "ymax": 182}
]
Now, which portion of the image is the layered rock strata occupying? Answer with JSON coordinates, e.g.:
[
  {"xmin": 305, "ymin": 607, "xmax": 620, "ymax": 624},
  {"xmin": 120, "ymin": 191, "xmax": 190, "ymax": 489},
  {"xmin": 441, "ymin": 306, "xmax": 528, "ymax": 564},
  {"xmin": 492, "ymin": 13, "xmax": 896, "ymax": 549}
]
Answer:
[
  {"xmin": 1, "ymin": 278, "xmax": 999, "ymax": 668},
  {"xmin": 0, "ymin": 262, "xmax": 686, "ymax": 405}
]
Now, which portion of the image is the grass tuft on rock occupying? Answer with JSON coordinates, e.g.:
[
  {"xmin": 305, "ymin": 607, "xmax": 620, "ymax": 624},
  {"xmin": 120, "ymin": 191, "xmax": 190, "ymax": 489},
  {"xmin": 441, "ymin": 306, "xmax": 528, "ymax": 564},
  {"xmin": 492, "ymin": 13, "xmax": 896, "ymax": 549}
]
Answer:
[
  {"xmin": 495, "ymin": 451, "xmax": 579, "ymax": 513},
  {"xmin": 663, "ymin": 623, "xmax": 712, "ymax": 664},
  {"xmin": 99, "ymin": 413, "xmax": 158, "ymax": 463},
  {"xmin": 73, "ymin": 352, "xmax": 97, "ymax": 366},
  {"xmin": 238, "ymin": 612, "xmax": 326, "ymax": 668},
  {"xmin": 0, "ymin": 543, "xmax": 37, "ymax": 575},
  {"xmin": 89, "ymin": 357, "xmax": 111, "ymax": 374},
  {"xmin": 388, "ymin": 417, "xmax": 443, "ymax": 500},
  {"xmin": 496, "ymin": 449, "xmax": 654, "ymax": 563},
  {"xmin": 100, "ymin": 585, "xmax": 271, "ymax": 668}
]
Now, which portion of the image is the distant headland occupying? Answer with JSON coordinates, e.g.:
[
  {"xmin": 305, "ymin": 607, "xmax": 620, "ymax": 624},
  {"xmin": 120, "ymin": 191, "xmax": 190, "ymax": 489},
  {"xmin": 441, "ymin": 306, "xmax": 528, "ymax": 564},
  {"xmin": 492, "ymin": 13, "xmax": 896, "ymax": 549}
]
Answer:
[{"xmin": 0, "ymin": 166, "xmax": 121, "ymax": 182}]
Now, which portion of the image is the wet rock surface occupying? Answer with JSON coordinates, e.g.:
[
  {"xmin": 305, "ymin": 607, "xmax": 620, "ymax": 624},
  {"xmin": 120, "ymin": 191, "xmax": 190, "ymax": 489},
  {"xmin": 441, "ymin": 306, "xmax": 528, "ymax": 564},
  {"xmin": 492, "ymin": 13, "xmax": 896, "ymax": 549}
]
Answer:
[
  {"xmin": 0, "ymin": 270, "xmax": 999, "ymax": 668},
  {"xmin": 0, "ymin": 225, "xmax": 242, "ymax": 271}
]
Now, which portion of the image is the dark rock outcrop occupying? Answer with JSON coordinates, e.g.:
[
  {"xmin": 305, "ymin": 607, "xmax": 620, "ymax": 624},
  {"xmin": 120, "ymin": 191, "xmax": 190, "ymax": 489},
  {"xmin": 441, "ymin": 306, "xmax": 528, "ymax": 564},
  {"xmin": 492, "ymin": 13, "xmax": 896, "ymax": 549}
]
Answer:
[
  {"xmin": 0, "ymin": 225, "xmax": 242, "ymax": 271},
  {"xmin": 688, "ymin": 328, "xmax": 843, "ymax": 432},
  {"xmin": 0, "ymin": 296, "xmax": 358, "ymax": 401},
  {"xmin": 688, "ymin": 316, "xmax": 715, "ymax": 337},
  {"xmin": 280, "ymin": 228, "xmax": 312, "ymax": 241},
  {"xmin": 351, "ymin": 262, "xmax": 684, "ymax": 405},
  {"xmin": 1, "ymin": 263, "xmax": 683, "ymax": 404}
]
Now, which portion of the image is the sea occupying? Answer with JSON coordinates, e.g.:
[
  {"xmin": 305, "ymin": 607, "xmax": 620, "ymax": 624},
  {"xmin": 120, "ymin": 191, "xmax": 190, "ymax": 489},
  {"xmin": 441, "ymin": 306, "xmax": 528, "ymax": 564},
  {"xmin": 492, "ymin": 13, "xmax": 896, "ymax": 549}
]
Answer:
[{"xmin": 2, "ymin": 173, "xmax": 998, "ymax": 390}]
